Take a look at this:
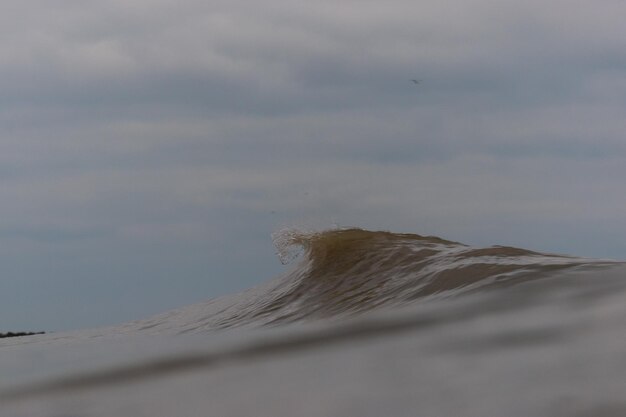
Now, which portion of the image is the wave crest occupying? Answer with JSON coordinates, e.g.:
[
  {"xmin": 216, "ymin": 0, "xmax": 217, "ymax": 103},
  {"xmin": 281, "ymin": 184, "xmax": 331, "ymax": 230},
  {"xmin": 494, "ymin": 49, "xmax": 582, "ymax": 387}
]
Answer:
[
  {"xmin": 136, "ymin": 228, "xmax": 620, "ymax": 333},
  {"xmin": 238, "ymin": 228, "xmax": 611, "ymax": 326}
]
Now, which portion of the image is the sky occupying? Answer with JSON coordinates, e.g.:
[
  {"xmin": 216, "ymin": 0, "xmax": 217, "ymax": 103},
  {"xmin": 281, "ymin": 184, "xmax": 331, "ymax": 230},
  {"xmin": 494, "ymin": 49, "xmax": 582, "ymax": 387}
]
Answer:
[{"xmin": 2, "ymin": 0, "xmax": 626, "ymax": 331}]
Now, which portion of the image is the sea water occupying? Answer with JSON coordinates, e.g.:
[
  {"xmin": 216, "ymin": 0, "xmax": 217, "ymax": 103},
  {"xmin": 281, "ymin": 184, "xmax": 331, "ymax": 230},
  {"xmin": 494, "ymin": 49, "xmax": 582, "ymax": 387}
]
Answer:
[{"xmin": 2, "ymin": 229, "xmax": 625, "ymax": 416}]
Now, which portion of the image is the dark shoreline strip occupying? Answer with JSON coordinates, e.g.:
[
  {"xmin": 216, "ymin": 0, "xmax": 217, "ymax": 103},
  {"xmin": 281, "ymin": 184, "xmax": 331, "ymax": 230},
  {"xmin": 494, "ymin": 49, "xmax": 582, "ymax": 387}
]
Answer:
[{"xmin": 0, "ymin": 332, "xmax": 45, "ymax": 339}]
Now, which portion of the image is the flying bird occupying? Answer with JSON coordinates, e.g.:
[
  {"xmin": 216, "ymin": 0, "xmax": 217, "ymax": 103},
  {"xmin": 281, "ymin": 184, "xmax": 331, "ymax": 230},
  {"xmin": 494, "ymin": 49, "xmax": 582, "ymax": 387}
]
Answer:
[{"xmin": 411, "ymin": 79, "xmax": 422, "ymax": 84}]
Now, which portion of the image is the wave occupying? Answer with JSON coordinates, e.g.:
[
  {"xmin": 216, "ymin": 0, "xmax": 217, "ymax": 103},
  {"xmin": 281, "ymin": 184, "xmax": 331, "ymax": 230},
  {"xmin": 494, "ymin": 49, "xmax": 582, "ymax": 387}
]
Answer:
[
  {"xmin": 132, "ymin": 228, "xmax": 618, "ymax": 334},
  {"xmin": 2, "ymin": 227, "xmax": 625, "ymax": 409}
]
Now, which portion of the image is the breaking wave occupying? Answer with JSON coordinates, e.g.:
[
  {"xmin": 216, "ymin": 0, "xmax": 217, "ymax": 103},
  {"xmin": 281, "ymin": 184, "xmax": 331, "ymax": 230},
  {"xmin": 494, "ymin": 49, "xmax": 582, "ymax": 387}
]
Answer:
[{"xmin": 133, "ymin": 228, "xmax": 618, "ymax": 333}]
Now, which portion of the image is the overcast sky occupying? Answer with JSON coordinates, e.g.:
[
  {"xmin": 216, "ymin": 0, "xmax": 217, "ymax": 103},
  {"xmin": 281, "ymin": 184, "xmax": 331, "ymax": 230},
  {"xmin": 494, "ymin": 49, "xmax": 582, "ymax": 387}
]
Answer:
[{"xmin": 2, "ymin": 0, "xmax": 625, "ymax": 331}]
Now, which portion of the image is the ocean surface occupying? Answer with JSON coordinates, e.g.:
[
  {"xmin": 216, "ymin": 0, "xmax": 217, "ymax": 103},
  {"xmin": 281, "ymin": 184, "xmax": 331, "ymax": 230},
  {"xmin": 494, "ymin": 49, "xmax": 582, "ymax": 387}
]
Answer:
[{"xmin": 2, "ymin": 228, "xmax": 626, "ymax": 417}]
